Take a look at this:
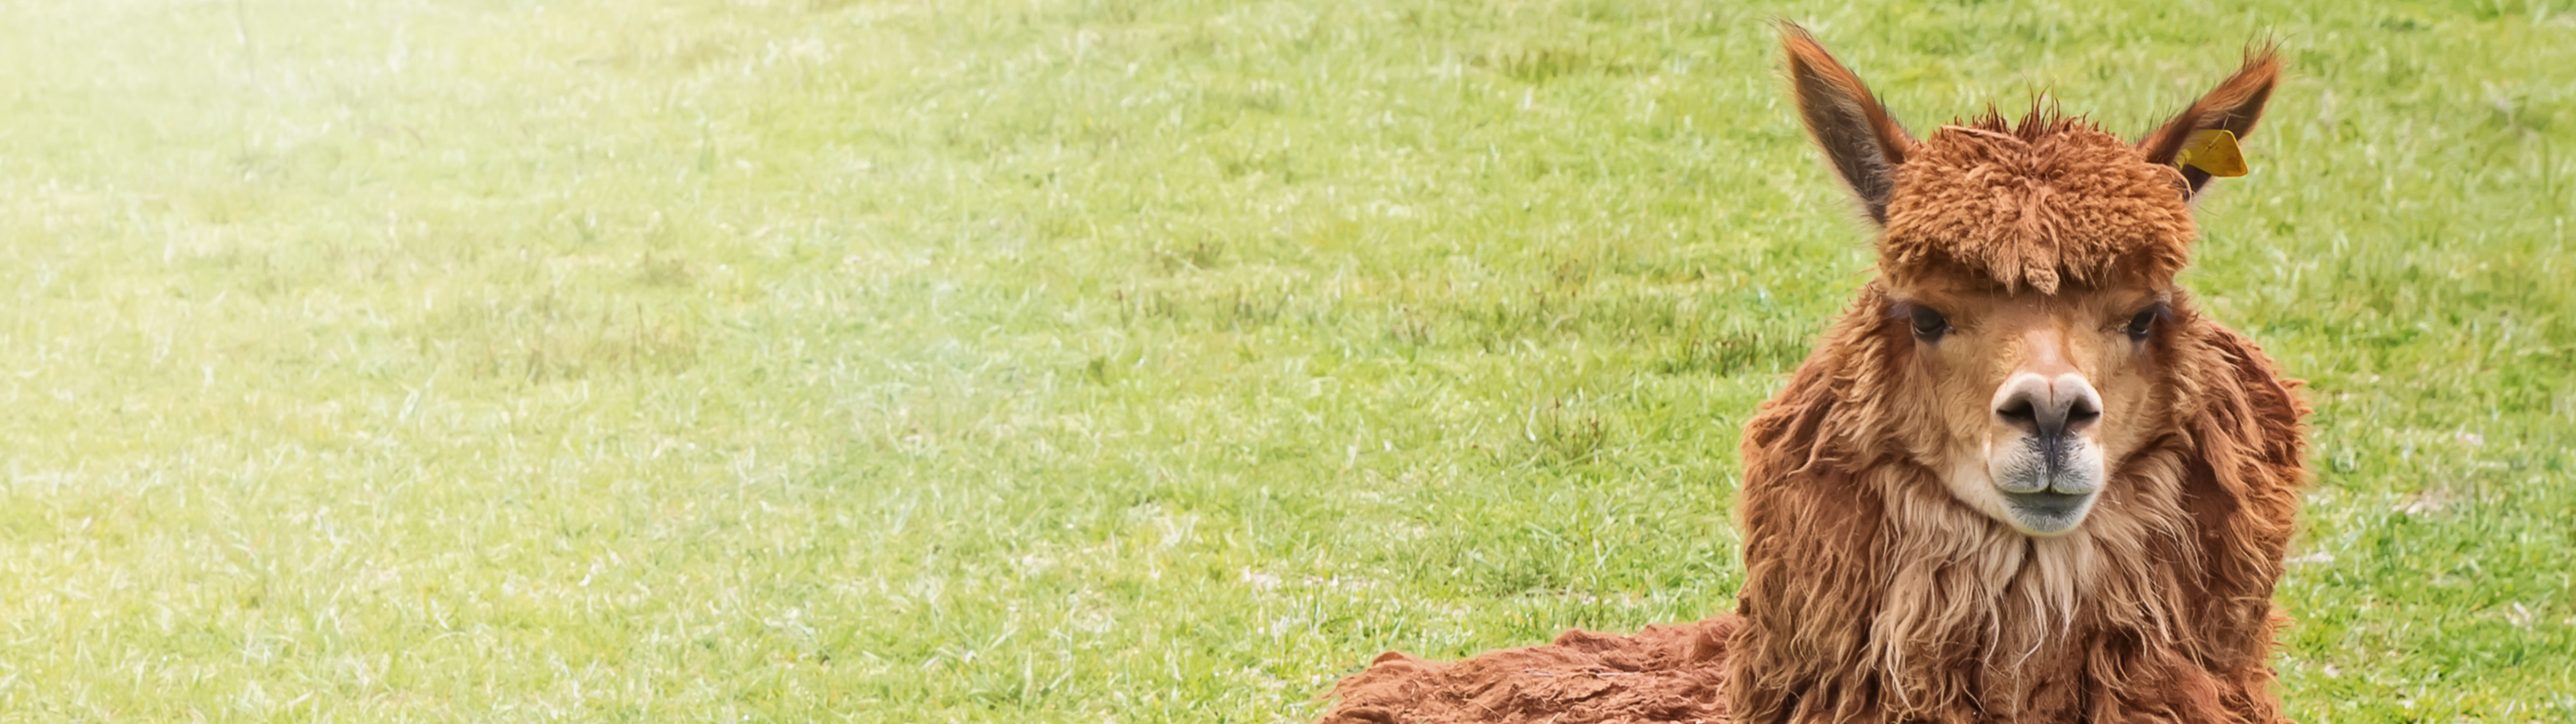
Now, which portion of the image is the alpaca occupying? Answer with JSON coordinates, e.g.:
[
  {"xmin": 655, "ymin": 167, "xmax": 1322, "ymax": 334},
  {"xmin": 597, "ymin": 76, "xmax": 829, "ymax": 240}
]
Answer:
[{"xmin": 1319, "ymin": 25, "xmax": 2308, "ymax": 724}]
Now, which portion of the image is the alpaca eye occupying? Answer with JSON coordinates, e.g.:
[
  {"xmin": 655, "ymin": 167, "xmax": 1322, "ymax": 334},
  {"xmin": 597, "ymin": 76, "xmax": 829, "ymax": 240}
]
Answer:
[
  {"xmin": 2124, "ymin": 308, "xmax": 2159, "ymax": 341},
  {"xmin": 1909, "ymin": 306, "xmax": 1950, "ymax": 341}
]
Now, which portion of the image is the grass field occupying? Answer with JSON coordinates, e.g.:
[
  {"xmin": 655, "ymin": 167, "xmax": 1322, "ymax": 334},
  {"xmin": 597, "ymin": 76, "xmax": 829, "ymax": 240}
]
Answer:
[{"xmin": 1, "ymin": 0, "xmax": 2570, "ymax": 721}]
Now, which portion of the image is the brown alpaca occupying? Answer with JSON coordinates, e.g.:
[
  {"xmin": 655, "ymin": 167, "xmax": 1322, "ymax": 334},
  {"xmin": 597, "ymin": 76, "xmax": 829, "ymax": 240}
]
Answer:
[{"xmin": 1318, "ymin": 25, "xmax": 2307, "ymax": 724}]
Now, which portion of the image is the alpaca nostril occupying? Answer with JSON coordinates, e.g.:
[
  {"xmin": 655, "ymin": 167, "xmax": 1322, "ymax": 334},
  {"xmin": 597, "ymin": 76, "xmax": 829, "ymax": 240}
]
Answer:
[
  {"xmin": 1996, "ymin": 396, "xmax": 2039, "ymax": 432},
  {"xmin": 2066, "ymin": 397, "xmax": 2102, "ymax": 429}
]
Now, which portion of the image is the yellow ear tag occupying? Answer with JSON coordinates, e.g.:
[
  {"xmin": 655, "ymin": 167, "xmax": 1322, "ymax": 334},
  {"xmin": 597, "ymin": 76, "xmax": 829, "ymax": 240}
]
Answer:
[{"xmin": 2176, "ymin": 129, "xmax": 2248, "ymax": 177}]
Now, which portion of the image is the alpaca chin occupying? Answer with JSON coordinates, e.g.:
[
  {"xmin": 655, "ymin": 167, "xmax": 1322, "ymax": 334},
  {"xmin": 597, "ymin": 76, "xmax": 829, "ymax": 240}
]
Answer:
[
  {"xmin": 1998, "ymin": 489, "xmax": 2098, "ymax": 535},
  {"xmin": 1946, "ymin": 447, "xmax": 2107, "ymax": 537}
]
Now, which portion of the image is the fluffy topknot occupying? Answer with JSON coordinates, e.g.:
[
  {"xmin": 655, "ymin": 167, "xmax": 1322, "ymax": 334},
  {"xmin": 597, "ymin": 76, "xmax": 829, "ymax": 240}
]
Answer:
[{"xmin": 1879, "ymin": 108, "xmax": 2199, "ymax": 294}]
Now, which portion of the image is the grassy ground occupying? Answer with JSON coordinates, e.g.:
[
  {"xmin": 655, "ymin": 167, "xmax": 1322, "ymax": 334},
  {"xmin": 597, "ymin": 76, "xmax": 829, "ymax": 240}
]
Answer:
[{"xmin": 0, "ymin": 0, "xmax": 2570, "ymax": 721}]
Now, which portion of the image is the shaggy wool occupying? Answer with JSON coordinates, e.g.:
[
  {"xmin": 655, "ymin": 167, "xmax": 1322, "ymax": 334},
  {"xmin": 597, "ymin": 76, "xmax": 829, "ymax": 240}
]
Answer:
[{"xmin": 1317, "ymin": 618, "xmax": 1737, "ymax": 724}]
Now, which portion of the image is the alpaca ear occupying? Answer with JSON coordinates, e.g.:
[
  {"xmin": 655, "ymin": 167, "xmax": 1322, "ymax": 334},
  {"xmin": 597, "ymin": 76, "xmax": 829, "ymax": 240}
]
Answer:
[
  {"xmin": 2139, "ymin": 45, "xmax": 2281, "ymax": 197},
  {"xmin": 1781, "ymin": 23, "xmax": 1915, "ymax": 226}
]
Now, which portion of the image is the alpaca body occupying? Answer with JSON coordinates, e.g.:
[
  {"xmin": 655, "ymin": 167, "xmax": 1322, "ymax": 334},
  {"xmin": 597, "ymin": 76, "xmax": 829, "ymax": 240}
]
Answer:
[{"xmin": 1321, "ymin": 26, "xmax": 2306, "ymax": 724}]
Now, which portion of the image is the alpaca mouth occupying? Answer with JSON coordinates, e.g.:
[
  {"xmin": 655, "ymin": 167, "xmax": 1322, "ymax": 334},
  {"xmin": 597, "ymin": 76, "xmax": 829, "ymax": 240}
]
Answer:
[{"xmin": 2000, "ymin": 489, "xmax": 2097, "ymax": 535}]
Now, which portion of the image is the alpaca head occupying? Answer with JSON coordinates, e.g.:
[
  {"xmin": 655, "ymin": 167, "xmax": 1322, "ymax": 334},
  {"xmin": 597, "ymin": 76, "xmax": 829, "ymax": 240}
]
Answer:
[{"xmin": 1781, "ymin": 25, "xmax": 2279, "ymax": 536}]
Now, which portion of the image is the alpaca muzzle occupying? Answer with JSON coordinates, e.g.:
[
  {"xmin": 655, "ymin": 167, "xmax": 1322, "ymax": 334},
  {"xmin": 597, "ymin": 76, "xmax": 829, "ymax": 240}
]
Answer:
[{"xmin": 1986, "ymin": 371, "xmax": 2107, "ymax": 535}]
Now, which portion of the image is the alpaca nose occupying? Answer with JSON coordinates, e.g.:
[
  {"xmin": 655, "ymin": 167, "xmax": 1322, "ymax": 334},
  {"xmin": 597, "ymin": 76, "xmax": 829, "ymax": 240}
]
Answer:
[{"xmin": 1993, "ymin": 374, "xmax": 2102, "ymax": 444}]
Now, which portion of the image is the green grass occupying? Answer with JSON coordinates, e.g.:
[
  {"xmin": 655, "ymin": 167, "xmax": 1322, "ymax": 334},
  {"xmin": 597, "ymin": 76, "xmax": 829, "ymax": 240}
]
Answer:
[{"xmin": 1, "ymin": 0, "xmax": 2570, "ymax": 721}]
